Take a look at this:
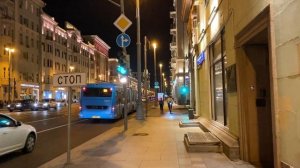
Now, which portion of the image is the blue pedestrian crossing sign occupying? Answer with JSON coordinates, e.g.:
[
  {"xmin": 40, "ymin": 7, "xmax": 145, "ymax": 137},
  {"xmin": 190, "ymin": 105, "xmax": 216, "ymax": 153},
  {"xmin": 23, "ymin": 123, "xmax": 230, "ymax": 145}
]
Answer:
[{"xmin": 116, "ymin": 33, "xmax": 131, "ymax": 48}]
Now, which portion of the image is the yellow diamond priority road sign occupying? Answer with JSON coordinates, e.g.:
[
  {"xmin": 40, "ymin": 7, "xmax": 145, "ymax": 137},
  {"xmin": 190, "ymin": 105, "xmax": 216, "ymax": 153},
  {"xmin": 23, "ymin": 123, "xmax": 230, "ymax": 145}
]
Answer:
[{"xmin": 114, "ymin": 14, "xmax": 132, "ymax": 32}]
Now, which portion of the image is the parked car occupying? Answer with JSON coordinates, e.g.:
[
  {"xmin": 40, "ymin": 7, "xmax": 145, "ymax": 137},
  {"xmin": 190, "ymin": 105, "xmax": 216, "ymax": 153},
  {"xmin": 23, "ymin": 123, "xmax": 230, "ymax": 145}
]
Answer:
[
  {"xmin": 31, "ymin": 101, "xmax": 52, "ymax": 111},
  {"xmin": 7, "ymin": 100, "xmax": 35, "ymax": 112},
  {"xmin": 55, "ymin": 99, "xmax": 67, "ymax": 107},
  {"xmin": 0, "ymin": 113, "xmax": 37, "ymax": 156},
  {"xmin": 41, "ymin": 99, "xmax": 57, "ymax": 110}
]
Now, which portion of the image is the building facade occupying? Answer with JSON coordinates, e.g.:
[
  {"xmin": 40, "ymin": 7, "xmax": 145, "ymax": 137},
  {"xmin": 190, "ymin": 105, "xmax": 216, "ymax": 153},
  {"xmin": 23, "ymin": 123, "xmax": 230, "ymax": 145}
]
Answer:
[
  {"xmin": 169, "ymin": 0, "xmax": 190, "ymax": 105},
  {"xmin": 83, "ymin": 35, "xmax": 110, "ymax": 82},
  {"xmin": 0, "ymin": 0, "xmax": 44, "ymax": 102},
  {"xmin": 108, "ymin": 58, "xmax": 119, "ymax": 83},
  {"xmin": 178, "ymin": 0, "xmax": 300, "ymax": 167},
  {"xmin": 0, "ymin": 0, "xmax": 110, "ymax": 103}
]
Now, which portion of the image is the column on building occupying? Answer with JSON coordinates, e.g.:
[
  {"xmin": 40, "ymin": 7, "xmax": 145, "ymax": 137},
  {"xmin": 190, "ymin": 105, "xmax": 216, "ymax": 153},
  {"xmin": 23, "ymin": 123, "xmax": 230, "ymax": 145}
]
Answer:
[{"xmin": 83, "ymin": 35, "xmax": 110, "ymax": 82}]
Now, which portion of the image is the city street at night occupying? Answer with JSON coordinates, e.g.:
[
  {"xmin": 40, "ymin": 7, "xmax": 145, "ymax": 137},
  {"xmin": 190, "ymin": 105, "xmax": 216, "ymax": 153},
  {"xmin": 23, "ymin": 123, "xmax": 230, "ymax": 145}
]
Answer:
[
  {"xmin": 1, "ymin": 0, "xmax": 300, "ymax": 167},
  {"xmin": 0, "ymin": 104, "xmax": 128, "ymax": 168}
]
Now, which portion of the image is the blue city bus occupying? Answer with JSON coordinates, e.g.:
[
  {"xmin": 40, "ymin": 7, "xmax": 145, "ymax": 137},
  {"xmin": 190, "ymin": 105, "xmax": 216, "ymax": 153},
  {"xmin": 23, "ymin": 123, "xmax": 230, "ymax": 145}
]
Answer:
[{"xmin": 79, "ymin": 82, "xmax": 137, "ymax": 119}]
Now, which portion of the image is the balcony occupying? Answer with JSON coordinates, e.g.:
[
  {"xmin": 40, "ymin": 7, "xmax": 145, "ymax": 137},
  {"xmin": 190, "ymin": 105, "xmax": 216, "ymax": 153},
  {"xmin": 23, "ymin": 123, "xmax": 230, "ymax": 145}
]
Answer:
[
  {"xmin": 170, "ymin": 42, "xmax": 177, "ymax": 50},
  {"xmin": 170, "ymin": 11, "xmax": 176, "ymax": 19},
  {"xmin": 171, "ymin": 57, "xmax": 176, "ymax": 63},
  {"xmin": 170, "ymin": 23, "xmax": 176, "ymax": 35}
]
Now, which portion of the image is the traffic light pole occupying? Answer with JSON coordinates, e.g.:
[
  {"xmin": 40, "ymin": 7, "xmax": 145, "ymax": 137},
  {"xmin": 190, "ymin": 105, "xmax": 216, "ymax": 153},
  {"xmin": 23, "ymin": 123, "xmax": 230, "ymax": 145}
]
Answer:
[{"xmin": 123, "ymin": 83, "xmax": 128, "ymax": 131}]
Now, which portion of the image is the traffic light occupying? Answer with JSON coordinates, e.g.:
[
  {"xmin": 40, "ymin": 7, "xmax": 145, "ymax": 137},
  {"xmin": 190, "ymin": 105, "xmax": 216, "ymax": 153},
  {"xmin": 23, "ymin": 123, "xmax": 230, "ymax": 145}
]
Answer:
[
  {"xmin": 180, "ymin": 85, "xmax": 189, "ymax": 95},
  {"xmin": 117, "ymin": 65, "xmax": 128, "ymax": 76}
]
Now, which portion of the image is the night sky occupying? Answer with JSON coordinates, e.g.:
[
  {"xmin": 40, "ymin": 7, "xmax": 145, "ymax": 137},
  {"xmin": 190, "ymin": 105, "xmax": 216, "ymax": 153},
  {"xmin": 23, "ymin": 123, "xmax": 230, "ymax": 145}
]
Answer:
[{"xmin": 43, "ymin": 0, "xmax": 173, "ymax": 83}]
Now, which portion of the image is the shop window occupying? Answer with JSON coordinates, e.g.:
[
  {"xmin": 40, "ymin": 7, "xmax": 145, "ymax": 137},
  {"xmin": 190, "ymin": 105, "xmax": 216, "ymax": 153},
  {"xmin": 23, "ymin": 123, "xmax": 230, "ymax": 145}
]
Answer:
[{"xmin": 210, "ymin": 30, "xmax": 227, "ymax": 125}]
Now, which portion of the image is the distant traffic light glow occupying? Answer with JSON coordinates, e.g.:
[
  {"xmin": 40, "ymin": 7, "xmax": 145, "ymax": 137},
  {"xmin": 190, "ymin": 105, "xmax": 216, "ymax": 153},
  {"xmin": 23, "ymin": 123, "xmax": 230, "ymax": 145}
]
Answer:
[
  {"xmin": 117, "ymin": 65, "xmax": 128, "ymax": 75},
  {"xmin": 180, "ymin": 85, "xmax": 189, "ymax": 95}
]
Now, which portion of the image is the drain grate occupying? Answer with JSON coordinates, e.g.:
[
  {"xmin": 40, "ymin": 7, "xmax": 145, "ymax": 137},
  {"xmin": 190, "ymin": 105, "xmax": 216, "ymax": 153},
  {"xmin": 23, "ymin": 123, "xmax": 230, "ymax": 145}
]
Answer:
[{"xmin": 132, "ymin": 133, "xmax": 149, "ymax": 136}]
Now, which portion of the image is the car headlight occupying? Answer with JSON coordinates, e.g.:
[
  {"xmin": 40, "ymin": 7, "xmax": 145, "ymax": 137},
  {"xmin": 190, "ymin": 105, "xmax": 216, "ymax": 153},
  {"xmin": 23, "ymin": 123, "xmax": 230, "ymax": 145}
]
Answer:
[
  {"xmin": 43, "ymin": 103, "xmax": 48, "ymax": 106},
  {"xmin": 33, "ymin": 103, "xmax": 38, "ymax": 107},
  {"xmin": 7, "ymin": 104, "xmax": 11, "ymax": 108},
  {"xmin": 16, "ymin": 104, "xmax": 22, "ymax": 107}
]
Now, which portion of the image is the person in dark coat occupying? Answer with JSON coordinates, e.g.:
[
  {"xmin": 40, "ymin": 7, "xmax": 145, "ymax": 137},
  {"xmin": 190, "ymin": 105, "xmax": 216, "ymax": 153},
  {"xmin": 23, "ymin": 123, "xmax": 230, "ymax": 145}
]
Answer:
[{"xmin": 159, "ymin": 98, "xmax": 164, "ymax": 113}]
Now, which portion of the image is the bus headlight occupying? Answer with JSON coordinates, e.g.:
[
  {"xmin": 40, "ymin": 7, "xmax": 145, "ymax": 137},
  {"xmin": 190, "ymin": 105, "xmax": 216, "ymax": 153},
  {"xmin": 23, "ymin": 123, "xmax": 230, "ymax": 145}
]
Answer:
[{"xmin": 111, "ymin": 106, "xmax": 115, "ymax": 111}]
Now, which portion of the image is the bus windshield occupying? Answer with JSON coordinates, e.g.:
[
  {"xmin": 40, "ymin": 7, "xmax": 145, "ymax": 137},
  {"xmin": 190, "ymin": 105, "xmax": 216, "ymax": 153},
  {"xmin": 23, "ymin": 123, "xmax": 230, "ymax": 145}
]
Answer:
[{"xmin": 82, "ymin": 88, "xmax": 112, "ymax": 97}]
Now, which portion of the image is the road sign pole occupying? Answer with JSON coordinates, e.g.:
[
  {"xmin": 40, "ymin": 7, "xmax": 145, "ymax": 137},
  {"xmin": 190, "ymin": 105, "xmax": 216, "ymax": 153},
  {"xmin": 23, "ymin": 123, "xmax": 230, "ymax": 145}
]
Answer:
[
  {"xmin": 52, "ymin": 73, "xmax": 86, "ymax": 165},
  {"xmin": 67, "ymin": 86, "xmax": 72, "ymax": 164},
  {"xmin": 123, "ymin": 83, "xmax": 128, "ymax": 131}
]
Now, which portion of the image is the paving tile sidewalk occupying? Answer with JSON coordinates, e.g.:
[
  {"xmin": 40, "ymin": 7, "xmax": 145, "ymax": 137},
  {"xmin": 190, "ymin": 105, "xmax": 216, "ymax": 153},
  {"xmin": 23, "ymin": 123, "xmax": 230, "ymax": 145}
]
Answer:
[{"xmin": 39, "ymin": 105, "xmax": 254, "ymax": 168}]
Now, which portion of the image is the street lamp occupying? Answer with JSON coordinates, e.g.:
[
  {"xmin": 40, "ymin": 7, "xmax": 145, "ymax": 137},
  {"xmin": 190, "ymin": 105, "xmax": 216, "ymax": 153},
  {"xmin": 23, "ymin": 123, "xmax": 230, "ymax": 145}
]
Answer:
[
  {"xmin": 162, "ymin": 73, "xmax": 165, "ymax": 94},
  {"xmin": 159, "ymin": 63, "xmax": 163, "ymax": 92},
  {"xmin": 152, "ymin": 42, "xmax": 158, "ymax": 106},
  {"xmin": 5, "ymin": 47, "xmax": 15, "ymax": 103}
]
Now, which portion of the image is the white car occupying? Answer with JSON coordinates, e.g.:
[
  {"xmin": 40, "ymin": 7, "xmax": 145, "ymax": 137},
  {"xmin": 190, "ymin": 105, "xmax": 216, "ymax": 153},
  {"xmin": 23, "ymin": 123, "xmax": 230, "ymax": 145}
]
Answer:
[
  {"xmin": 0, "ymin": 114, "xmax": 37, "ymax": 156},
  {"xmin": 42, "ymin": 99, "xmax": 57, "ymax": 109}
]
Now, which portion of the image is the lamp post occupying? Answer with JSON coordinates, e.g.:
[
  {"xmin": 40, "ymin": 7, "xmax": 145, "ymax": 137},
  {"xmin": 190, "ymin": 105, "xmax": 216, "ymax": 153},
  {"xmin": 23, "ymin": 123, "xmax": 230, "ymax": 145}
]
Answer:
[
  {"xmin": 159, "ymin": 63, "xmax": 163, "ymax": 93},
  {"xmin": 162, "ymin": 73, "xmax": 165, "ymax": 94},
  {"xmin": 5, "ymin": 47, "xmax": 15, "ymax": 104},
  {"xmin": 144, "ymin": 36, "xmax": 150, "ymax": 116},
  {"xmin": 67, "ymin": 64, "xmax": 75, "ymax": 164},
  {"xmin": 152, "ymin": 42, "xmax": 158, "ymax": 106},
  {"xmin": 136, "ymin": 0, "xmax": 144, "ymax": 120},
  {"xmin": 120, "ymin": 76, "xmax": 128, "ymax": 130}
]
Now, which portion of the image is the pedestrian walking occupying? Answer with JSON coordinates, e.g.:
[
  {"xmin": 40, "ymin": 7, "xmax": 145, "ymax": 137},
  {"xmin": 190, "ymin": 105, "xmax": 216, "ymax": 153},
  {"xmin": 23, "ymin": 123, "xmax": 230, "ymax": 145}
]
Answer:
[
  {"xmin": 159, "ymin": 98, "xmax": 164, "ymax": 113},
  {"xmin": 167, "ymin": 96, "xmax": 173, "ymax": 114}
]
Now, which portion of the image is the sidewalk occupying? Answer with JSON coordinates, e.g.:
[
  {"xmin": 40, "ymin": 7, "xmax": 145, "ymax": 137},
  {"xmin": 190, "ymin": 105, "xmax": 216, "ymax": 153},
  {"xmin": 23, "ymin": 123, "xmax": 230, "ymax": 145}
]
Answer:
[{"xmin": 39, "ymin": 105, "xmax": 254, "ymax": 168}]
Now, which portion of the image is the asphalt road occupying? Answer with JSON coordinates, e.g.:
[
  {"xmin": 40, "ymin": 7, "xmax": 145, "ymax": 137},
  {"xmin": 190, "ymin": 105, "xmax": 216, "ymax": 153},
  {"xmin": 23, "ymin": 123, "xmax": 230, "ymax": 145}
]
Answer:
[{"xmin": 0, "ymin": 104, "xmax": 129, "ymax": 168}]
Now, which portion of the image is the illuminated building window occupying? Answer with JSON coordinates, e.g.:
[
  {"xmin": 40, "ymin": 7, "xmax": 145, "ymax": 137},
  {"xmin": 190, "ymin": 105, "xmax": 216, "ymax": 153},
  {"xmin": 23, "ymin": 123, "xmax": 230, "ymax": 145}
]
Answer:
[{"xmin": 210, "ymin": 29, "xmax": 227, "ymax": 126}]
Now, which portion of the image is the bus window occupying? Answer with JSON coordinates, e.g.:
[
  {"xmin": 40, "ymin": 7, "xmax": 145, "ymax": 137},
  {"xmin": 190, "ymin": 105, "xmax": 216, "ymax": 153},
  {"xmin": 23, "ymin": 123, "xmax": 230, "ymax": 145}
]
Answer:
[{"xmin": 82, "ymin": 88, "xmax": 112, "ymax": 97}]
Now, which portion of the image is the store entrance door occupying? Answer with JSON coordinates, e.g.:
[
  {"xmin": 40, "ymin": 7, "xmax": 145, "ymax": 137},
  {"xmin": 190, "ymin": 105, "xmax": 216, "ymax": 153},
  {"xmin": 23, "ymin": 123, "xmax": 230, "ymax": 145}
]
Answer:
[{"xmin": 236, "ymin": 9, "xmax": 274, "ymax": 167}]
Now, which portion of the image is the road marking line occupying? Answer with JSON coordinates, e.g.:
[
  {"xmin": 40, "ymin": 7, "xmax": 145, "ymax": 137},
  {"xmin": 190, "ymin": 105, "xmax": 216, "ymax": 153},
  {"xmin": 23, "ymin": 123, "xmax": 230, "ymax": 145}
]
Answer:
[
  {"xmin": 37, "ymin": 119, "xmax": 88, "ymax": 134},
  {"xmin": 26, "ymin": 116, "xmax": 62, "ymax": 124}
]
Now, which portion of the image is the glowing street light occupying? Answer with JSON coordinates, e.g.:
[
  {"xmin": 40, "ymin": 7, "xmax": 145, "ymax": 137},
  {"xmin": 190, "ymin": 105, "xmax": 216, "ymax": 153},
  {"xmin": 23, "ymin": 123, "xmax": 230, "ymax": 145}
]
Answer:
[
  {"xmin": 5, "ymin": 47, "xmax": 15, "ymax": 103},
  {"xmin": 120, "ymin": 76, "xmax": 127, "ymax": 83},
  {"xmin": 69, "ymin": 66, "xmax": 74, "ymax": 72}
]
